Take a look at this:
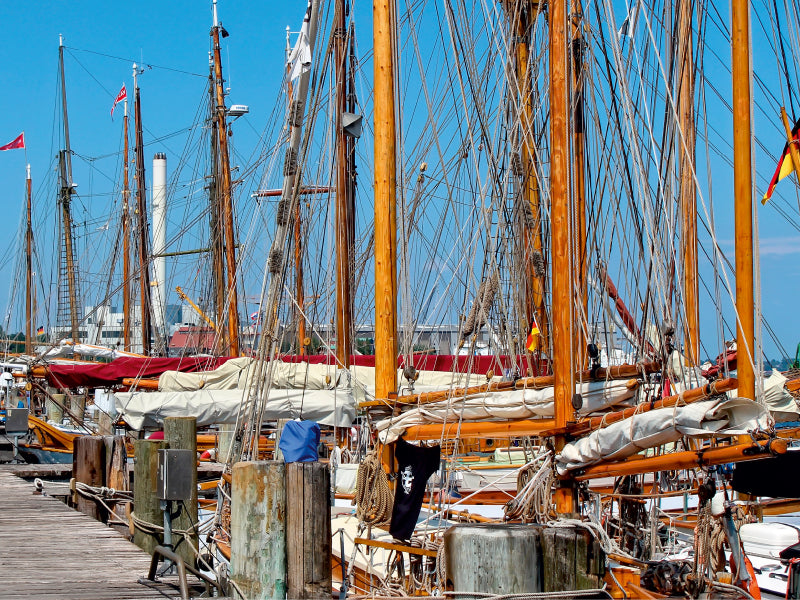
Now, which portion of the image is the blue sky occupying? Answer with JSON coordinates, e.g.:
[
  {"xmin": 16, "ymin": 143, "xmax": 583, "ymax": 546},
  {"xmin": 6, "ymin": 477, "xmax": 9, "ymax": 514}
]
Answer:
[{"xmin": 0, "ymin": 0, "xmax": 799, "ymax": 363}]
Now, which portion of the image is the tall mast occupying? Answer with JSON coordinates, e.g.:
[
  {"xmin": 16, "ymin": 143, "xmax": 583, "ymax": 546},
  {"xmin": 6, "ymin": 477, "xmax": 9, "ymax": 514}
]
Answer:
[
  {"xmin": 678, "ymin": 0, "xmax": 698, "ymax": 366},
  {"xmin": 374, "ymin": 0, "xmax": 398, "ymax": 401},
  {"xmin": 133, "ymin": 64, "xmax": 153, "ymax": 355},
  {"xmin": 122, "ymin": 97, "xmax": 132, "ymax": 351},
  {"xmin": 508, "ymin": 2, "xmax": 549, "ymax": 365},
  {"xmin": 285, "ymin": 27, "xmax": 307, "ymax": 356},
  {"xmin": 58, "ymin": 35, "xmax": 80, "ymax": 342},
  {"xmin": 551, "ymin": 0, "xmax": 575, "ymax": 511},
  {"xmin": 572, "ymin": 0, "xmax": 587, "ymax": 369},
  {"xmin": 334, "ymin": 0, "xmax": 353, "ymax": 367},
  {"xmin": 25, "ymin": 165, "xmax": 32, "ymax": 355},
  {"xmin": 211, "ymin": 0, "xmax": 240, "ymax": 356},
  {"xmin": 208, "ymin": 57, "xmax": 226, "ymax": 353},
  {"xmin": 732, "ymin": 0, "xmax": 755, "ymax": 399}
]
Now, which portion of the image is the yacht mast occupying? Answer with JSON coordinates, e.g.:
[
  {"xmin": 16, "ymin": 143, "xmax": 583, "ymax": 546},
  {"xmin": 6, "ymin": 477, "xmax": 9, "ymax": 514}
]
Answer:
[
  {"xmin": 25, "ymin": 164, "xmax": 32, "ymax": 355},
  {"xmin": 122, "ymin": 97, "xmax": 132, "ymax": 351},
  {"xmin": 550, "ymin": 0, "xmax": 575, "ymax": 511},
  {"xmin": 334, "ymin": 0, "xmax": 353, "ymax": 367},
  {"xmin": 678, "ymin": 0, "xmax": 698, "ymax": 366},
  {"xmin": 207, "ymin": 57, "xmax": 226, "ymax": 353},
  {"xmin": 374, "ymin": 0, "xmax": 398, "ymax": 402},
  {"xmin": 732, "ymin": 0, "xmax": 755, "ymax": 399},
  {"xmin": 572, "ymin": 0, "xmax": 587, "ymax": 369},
  {"xmin": 133, "ymin": 63, "xmax": 153, "ymax": 355},
  {"xmin": 211, "ymin": 0, "xmax": 240, "ymax": 356},
  {"xmin": 58, "ymin": 35, "xmax": 80, "ymax": 343}
]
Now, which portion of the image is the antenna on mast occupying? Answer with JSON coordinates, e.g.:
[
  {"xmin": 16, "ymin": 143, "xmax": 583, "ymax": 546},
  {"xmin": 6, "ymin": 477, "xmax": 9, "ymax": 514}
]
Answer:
[{"xmin": 212, "ymin": 0, "xmax": 218, "ymax": 28}]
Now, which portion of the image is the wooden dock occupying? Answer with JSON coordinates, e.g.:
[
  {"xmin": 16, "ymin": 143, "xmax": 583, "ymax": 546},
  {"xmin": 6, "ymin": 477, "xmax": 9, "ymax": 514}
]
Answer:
[{"xmin": 0, "ymin": 468, "xmax": 185, "ymax": 599}]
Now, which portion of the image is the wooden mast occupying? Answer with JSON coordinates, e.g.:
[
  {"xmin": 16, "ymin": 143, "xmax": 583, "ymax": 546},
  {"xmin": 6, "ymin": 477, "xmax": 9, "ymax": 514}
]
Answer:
[
  {"xmin": 374, "ymin": 0, "xmax": 398, "ymax": 402},
  {"xmin": 551, "ymin": 0, "xmax": 575, "ymax": 512},
  {"xmin": 122, "ymin": 97, "xmax": 132, "ymax": 351},
  {"xmin": 508, "ymin": 2, "xmax": 549, "ymax": 365},
  {"xmin": 678, "ymin": 0, "xmax": 698, "ymax": 366},
  {"xmin": 732, "ymin": 0, "xmax": 755, "ymax": 400},
  {"xmin": 208, "ymin": 58, "xmax": 227, "ymax": 354},
  {"xmin": 25, "ymin": 165, "xmax": 32, "ymax": 355},
  {"xmin": 571, "ymin": 0, "xmax": 587, "ymax": 369},
  {"xmin": 211, "ymin": 0, "xmax": 240, "ymax": 357},
  {"xmin": 133, "ymin": 64, "xmax": 152, "ymax": 355},
  {"xmin": 58, "ymin": 36, "xmax": 80, "ymax": 343},
  {"xmin": 335, "ymin": 0, "xmax": 353, "ymax": 367}
]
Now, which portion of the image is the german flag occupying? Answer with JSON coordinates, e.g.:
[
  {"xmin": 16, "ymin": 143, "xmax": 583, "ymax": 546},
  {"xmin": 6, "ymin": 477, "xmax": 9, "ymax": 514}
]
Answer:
[
  {"xmin": 763, "ymin": 119, "xmax": 800, "ymax": 204},
  {"xmin": 526, "ymin": 318, "xmax": 540, "ymax": 352}
]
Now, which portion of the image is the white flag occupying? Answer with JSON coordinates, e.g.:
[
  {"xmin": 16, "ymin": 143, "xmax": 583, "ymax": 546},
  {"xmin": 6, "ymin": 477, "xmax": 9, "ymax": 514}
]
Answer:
[
  {"xmin": 288, "ymin": 1, "xmax": 313, "ymax": 81},
  {"xmin": 618, "ymin": 0, "xmax": 640, "ymax": 39}
]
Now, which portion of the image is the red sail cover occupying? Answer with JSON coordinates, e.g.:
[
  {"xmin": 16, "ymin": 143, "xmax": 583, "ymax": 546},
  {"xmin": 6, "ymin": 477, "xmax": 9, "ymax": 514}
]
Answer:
[
  {"xmin": 281, "ymin": 354, "xmax": 547, "ymax": 375},
  {"xmin": 44, "ymin": 356, "xmax": 233, "ymax": 388}
]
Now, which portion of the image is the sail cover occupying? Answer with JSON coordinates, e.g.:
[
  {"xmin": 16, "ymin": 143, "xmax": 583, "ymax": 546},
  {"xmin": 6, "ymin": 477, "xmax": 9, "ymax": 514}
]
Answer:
[
  {"xmin": 376, "ymin": 379, "xmax": 636, "ymax": 443},
  {"xmin": 42, "ymin": 356, "xmax": 232, "ymax": 388},
  {"xmin": 114, "ymin": 386, "xmax": 356, "ymax": 430},
  {"xmin": 556, "ymin": 397, "xmax": 769, "ymax": 473}
]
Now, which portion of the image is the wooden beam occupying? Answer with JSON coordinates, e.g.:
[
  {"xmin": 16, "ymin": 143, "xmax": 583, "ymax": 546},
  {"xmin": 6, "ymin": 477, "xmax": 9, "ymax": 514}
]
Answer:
[{"xmin": 573, "ymin": 438, "xmax": 787, "ymax": 481}]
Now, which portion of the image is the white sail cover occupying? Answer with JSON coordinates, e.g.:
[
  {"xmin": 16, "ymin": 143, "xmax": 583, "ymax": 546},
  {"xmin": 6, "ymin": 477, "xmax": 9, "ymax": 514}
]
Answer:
[
  {"xmin": 556, "ymin": 396, "xmax": 769, "ymax": 474},
  {"xmin": 157, "ymin": 358, "xmax": 499, "ymax": 397},
  {"xmin": 376, "ymin": 379, "xmax": 636, "ymax": 443},
  {"xmin": 114, "ymin": 386, "xmax": 356, "ymax": 430}
]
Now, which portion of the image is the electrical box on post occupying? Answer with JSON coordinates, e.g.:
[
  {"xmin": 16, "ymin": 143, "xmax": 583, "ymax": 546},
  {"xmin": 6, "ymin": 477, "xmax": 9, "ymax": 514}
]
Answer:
[
  {"xmin": 5, "ymin": 408, "xmax": 28, "ymax": 434},
  {"xmin": 157, "ymin": 449, "xmax": 194, "ymax": 501}
]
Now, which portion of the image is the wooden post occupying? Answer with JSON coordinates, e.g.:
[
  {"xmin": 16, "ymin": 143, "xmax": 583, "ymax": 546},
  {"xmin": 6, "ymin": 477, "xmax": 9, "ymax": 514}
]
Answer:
[
  {"xmin": 444, "ymin": 524, "xmax": 544, "ymax": 592},
  {"xmin": 47, "ymin": 392, "xmax": 65, "ymax": 424},
  {"xmin": 541, "ymin": 526, "xmax": 604, "ymax": 591},
  {"xmin": 230, "ymin": 461, "xmax": 286, "ymax": 600},
  {"xmin": 164, "ymin": 416, "xmax": 198, "ymax": 567},
  {"xmin": 286, "ymin": 462, "xmax": 331, "ymax": 598},
  {"xmin": 274, "ymin": 418, "xmax": 290, "ymax": 461},
  {"xmin": 72, "ymin": 436, "xmax": 107, "ymax": 522},
  {"xmin": 217, "ymin": 424, "xmax": 236, "ymax": 463},
  {"xmin": 133, "ymin": 439, "xmax": 166, "ymax": 555},
  {"xmin": 104, "ymin": 435, "xmax": 129, "ymax": 529},
  {"xmin": 69, "ymin": 393, "xmax": 85, "ymax": 425}
]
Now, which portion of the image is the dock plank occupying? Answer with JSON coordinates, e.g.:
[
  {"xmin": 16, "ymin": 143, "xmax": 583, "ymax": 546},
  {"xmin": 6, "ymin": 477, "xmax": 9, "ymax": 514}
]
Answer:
[{"xmin": 0, "ymin": 468, "xmax": 180, "ymax": 599}]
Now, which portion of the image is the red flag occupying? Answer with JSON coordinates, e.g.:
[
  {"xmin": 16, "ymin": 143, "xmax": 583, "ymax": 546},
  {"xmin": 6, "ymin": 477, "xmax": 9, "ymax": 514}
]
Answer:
[
  {"xmin": 0, "ymin": 132, "xmax": 24, "ymax": 151},
  {"xmin": 111, "ymin": 84, "xmax": 127, "ymax": 118}
]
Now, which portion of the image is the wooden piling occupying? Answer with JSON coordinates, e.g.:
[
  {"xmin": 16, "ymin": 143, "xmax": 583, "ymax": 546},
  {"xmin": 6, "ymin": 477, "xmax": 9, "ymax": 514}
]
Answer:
[
  {"xmin": 231, "ymin": 461, "xmax": 286, "ymax": 600},
  {"xmin": 541, "ymin": 526, "xmax": 604, "ymax": 592},
  {"xmin": 133, "ymin": 439, "xmax": 166, "ymax": 555},
  {"xmin": 444, "ymin": 524, "xmax": 543, "ymax": 593},
  {"xmin": 274, "ymin": 418, "xmax": 290, "ymax": 461},
  {"xmin": 104, "ymin": 435, "xmax": 128, "ymax": 526},
  {"xmin": 164, "ymin": 416, "xmax": 198, "ymax": 567},
  {"xmin": 47, "ymin": 392, "xmax": 65, "ymax": 424},
  {"xmin": 69, "ymin": 393, "xmax": 86, "ymax": 425},
  {"xmin": 72, "ymin": 435, "xmax": 107, "ymax": 522},
  {"xmin": 286, "ymin": 462, "xmax": 331, "ymax": 598}
]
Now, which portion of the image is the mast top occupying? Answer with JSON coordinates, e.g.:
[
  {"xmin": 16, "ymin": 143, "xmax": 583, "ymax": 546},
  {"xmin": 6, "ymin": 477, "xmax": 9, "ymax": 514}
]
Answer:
[
  {"xmin": 212, "ymin": 0, "xmax": 219, "ymax": 28},
  {"xmin": 59, "ymin": 34, "xmax": 63, "ymax": 48},
  {"xmin": 26, "ymin": 164, "xmax": 30, "ymax": 180}
]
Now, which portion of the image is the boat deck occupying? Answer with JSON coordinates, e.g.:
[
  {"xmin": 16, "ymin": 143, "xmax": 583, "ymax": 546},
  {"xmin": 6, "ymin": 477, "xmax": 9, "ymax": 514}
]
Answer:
[{"xmin": 0, "ymin": 468, "xmax": 186, "ymax": 599}]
